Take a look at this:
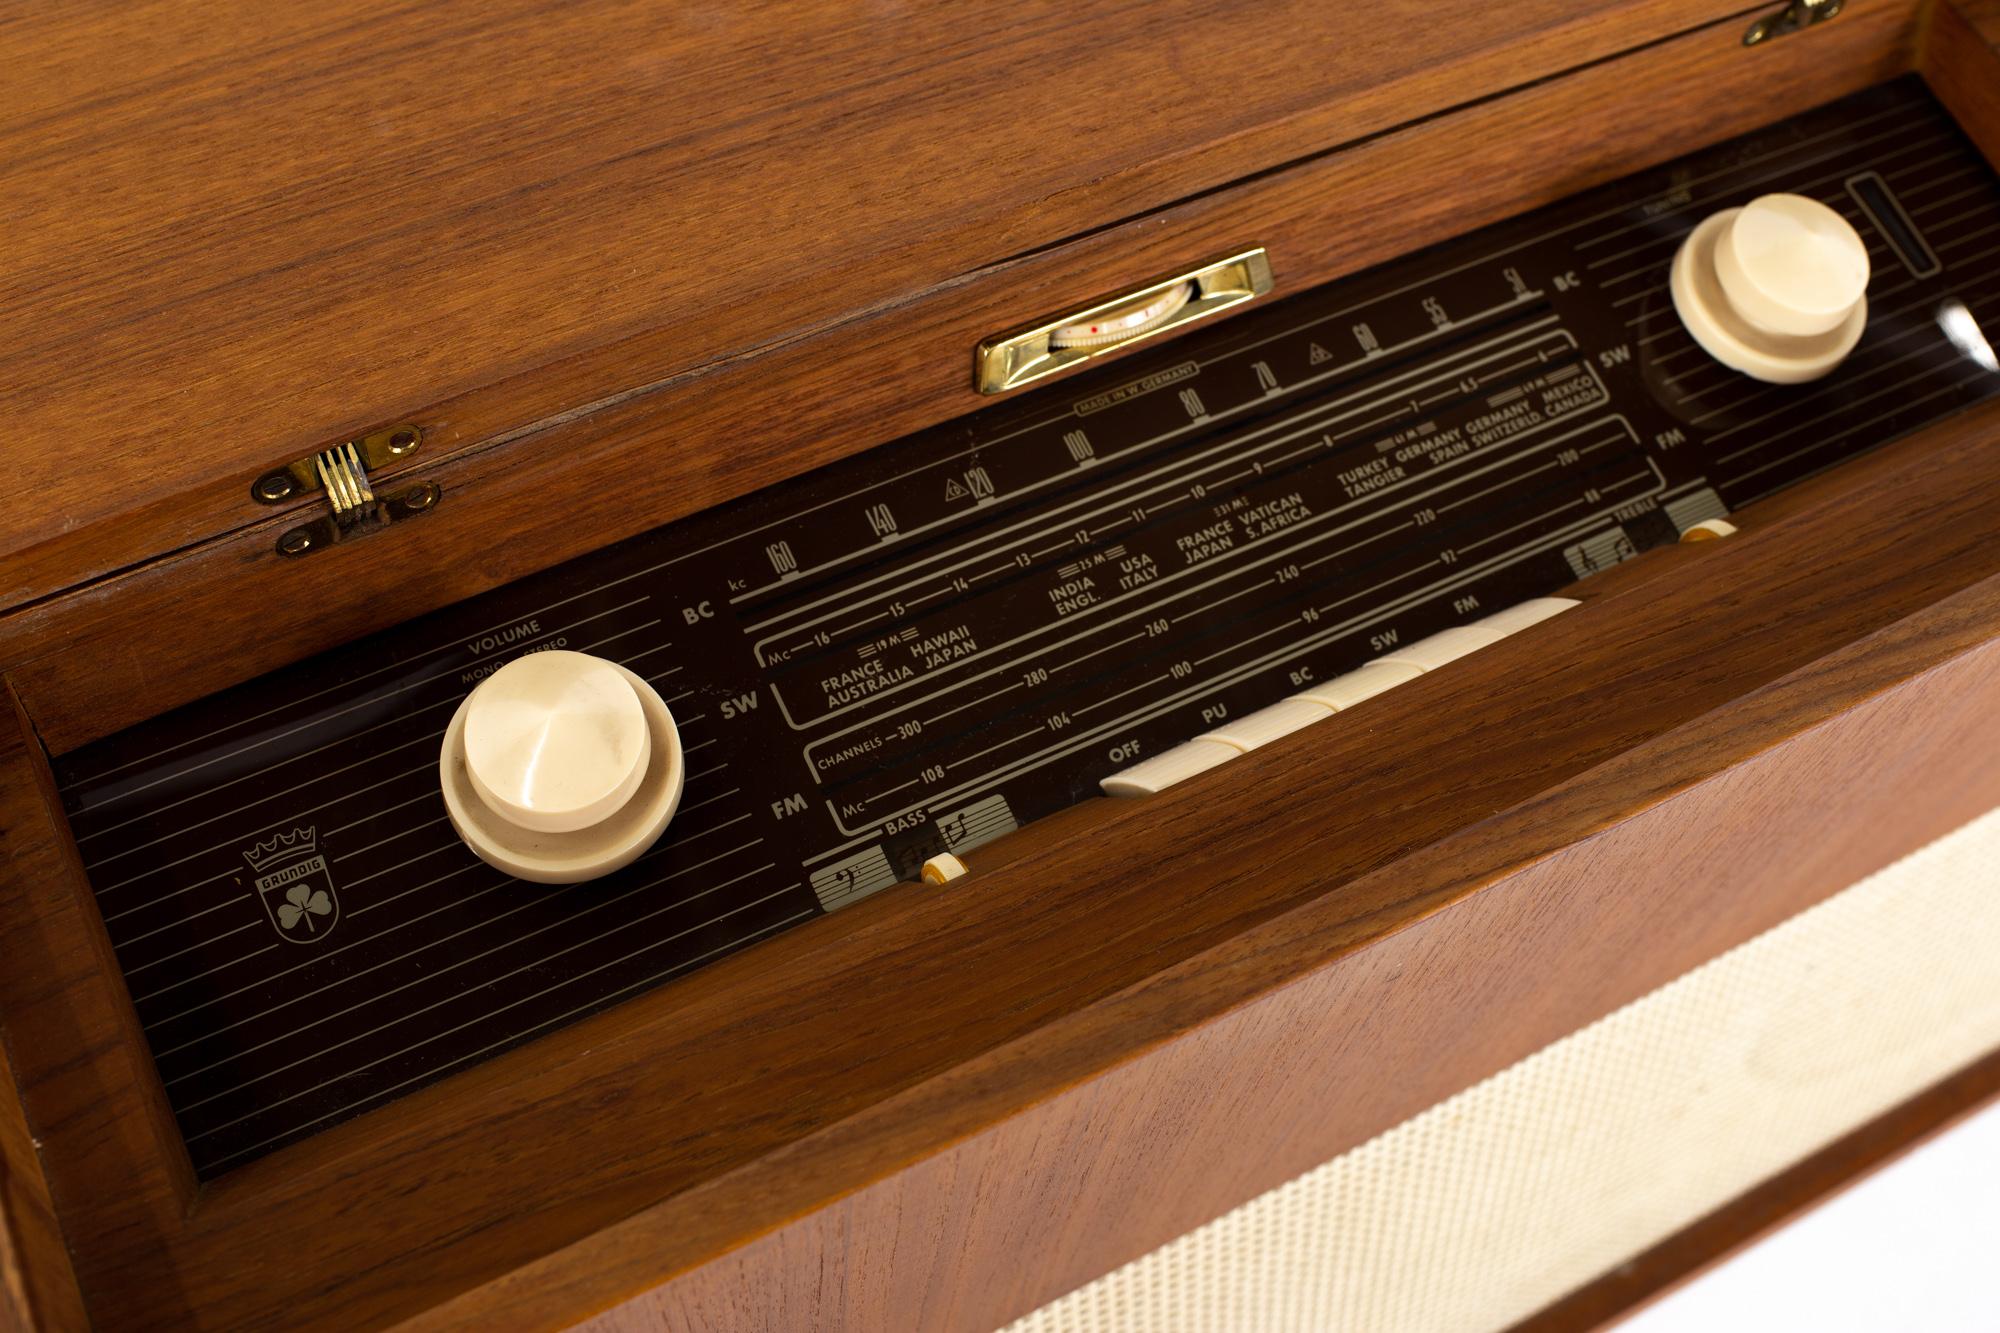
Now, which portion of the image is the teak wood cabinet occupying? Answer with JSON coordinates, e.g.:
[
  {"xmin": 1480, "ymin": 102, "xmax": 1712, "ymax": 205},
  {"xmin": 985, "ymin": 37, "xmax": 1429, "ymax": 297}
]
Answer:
[{"xmin": 5, "ymin": 1, "xmax": 2000, "ymax": 1328}]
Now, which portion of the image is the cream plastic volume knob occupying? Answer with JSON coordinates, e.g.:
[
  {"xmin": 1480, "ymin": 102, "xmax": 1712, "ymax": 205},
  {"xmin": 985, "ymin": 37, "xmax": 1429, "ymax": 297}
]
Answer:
[
  {"xmin": 1670, "ymin": 193, "xmax": 1870, "ymax": 383},
  {"xmin": 440, "ymin": 650, "xmax": 683, "ymax": 883}
]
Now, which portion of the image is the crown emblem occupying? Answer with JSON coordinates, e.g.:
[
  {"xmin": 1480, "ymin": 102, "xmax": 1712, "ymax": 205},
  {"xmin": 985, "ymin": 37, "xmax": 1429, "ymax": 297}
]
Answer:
[
  {"xmin": 242, "ymin": 825, "xmax": 317, "ymax": 870},
  {"xmin": 240, "ymin": 825, "xmax": 341, "ymax": 944}
]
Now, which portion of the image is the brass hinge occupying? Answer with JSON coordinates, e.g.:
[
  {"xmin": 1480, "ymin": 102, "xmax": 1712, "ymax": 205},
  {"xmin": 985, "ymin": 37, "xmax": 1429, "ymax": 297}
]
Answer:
[
  {"xmin": 250, "ymin": 424, "xmax": 422, "ymax": 505},
  {"xmin": 249, "ymin": 424, "xmax": 441, "ymax": 557},
  {"xmin": 1744, "ymin": 0, "xmax": 1843, "ymax": 45}
]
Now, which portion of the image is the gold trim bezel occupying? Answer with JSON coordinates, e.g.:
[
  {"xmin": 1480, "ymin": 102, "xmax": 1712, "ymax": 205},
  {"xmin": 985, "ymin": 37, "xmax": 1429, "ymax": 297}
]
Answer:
[{"xmin": 974, "ymin": 248, "xmax": 1275, "ymax": 395}]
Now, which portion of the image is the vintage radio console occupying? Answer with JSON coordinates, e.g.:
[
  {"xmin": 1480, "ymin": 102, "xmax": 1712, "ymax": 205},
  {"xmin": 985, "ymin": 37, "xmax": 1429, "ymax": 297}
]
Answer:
[{"xmin": 5, "ymin": 2, "xmax": 2000, "ymax": 1329}]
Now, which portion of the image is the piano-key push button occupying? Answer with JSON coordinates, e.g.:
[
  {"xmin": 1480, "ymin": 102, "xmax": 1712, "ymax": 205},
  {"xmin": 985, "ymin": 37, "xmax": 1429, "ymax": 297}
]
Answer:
[
  {"xmin": 1099, "ymin": 739, "xmax": 1238, "ymax": 797},
  {"xmin": 1200, "ymin": 698, "xmax": 1336, "ymax": 752}
]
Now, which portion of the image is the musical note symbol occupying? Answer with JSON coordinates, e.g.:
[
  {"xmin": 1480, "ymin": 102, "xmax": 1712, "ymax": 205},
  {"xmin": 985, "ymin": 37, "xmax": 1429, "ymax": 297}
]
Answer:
[{"xmin": 940, "ymin": 814, "xmax": 968, "ymax": 845}]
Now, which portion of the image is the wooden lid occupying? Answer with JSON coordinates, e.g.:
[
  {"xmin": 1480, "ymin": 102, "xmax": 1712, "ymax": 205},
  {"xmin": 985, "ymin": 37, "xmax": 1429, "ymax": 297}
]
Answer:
[{"xmin": 2, "ymin": 0, "xmax": 1731, "ymax": 613}]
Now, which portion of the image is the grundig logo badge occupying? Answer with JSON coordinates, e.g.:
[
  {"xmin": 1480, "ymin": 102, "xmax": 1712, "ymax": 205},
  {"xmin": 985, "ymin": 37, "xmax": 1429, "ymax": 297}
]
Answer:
[{"xmin": 242, "ymin": 825, "xmax": 340, "ymax": 944}]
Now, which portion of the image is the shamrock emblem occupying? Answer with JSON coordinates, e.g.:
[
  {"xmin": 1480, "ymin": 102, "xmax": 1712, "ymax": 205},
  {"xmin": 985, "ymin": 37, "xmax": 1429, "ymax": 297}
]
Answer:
[
  {"xmin": 277, "ymin": 883, "xmax": 333, "ymax": 933},
  {"xmin": 243, "ymin": 827, "xmax": 341, "ymax": 943}
]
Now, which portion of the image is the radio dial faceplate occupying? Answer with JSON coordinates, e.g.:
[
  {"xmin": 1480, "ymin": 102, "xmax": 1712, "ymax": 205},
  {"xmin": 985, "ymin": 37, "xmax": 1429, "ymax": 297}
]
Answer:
[{"xmin": 52, "ymin": 77, "xmax": 2000, "ymax": 1178}]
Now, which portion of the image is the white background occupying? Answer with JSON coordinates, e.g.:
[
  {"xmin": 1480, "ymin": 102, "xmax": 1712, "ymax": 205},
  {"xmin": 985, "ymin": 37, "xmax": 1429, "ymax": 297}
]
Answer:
[{"xmin": 1620, "ymin": 1099, "xmax": 2000, "ymax": 1331}]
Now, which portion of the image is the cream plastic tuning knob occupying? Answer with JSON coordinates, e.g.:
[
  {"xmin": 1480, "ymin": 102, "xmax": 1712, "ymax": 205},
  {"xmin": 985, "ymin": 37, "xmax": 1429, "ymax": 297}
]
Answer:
[
  {"xmin": 440, "ymin": 650, "xmax": 683, "ymax": 884},
  {"xmin": 1670, "ymin": 193, "xmax": 1870, "ymax": 384}
]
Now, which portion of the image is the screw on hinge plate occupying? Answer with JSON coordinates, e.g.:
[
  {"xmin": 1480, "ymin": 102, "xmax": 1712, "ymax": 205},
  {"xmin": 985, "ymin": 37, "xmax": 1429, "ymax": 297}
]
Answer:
[
  {"xmin": 1744, "ymin": 0, "xmax": 1843, "ymax": 45},
  {"xmin": 275, "ymin": 482, "xmax": 441, "ymax": 558},
  {"xmin": 250, "ymin": 424, "xmax": 422, "ymax": 506}
]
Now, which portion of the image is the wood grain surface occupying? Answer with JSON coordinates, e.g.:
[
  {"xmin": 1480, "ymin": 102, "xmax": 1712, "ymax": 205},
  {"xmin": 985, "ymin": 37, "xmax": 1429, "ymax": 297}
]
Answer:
[
  {"xmin": 2, "ymin": 4, "xmax": 1997, "ymax": 1328},
  {"xmin": 0, "ymin": 0, "xmax": 1926, "ymax": 753},
  {"xmin": 1926, "ymin": 0, "xmax": 2000, "ymax": 162},
  {"xmin": 0, "ymin": 0, "xmax": 1759, "ymax": 610},
  {"xmin": 568, "ymin": 601, "xmax": 2000, "ymax": 1333},
  {"xmin": 0, "ymin": 1037, "xmax": 87, "ymax": 1333},
  {"xmin": 1951, "ymin": 0, "xmax": 2000, "ymax": 41},
  {"xmin": 0, "ymin": 684, "xmax": 194, "ymax": 1328},
  {"xmin": 4, "ymin": 382, "xmax": 2000, "ymax": 1327}
]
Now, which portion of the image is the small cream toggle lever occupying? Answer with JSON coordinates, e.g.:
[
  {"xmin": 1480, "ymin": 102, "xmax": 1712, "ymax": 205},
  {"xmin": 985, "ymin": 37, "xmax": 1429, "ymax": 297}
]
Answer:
[{"xmin": 921, "ymin": 852, "xmax": 969, "ymax": 885}]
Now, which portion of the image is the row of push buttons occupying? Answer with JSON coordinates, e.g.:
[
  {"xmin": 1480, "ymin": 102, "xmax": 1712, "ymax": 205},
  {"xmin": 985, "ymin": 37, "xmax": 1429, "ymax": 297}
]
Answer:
[{"xmin": 1099, "ymin": 598, "xmax": 1579, "ymax": 797}]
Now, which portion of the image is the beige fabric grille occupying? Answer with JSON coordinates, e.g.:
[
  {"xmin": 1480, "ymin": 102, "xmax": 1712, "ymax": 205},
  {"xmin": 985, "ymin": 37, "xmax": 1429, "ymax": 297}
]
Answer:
[{"xmin": 1003, "ymin": 805, "xmax": 2000, "ymax": 1333}]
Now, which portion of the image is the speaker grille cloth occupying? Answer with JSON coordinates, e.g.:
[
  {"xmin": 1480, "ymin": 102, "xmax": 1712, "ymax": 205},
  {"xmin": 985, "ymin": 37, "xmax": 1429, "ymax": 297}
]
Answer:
[{"xmin": 1002, "ymin": 805, "xmax": 2000, "ymax": 1333}]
